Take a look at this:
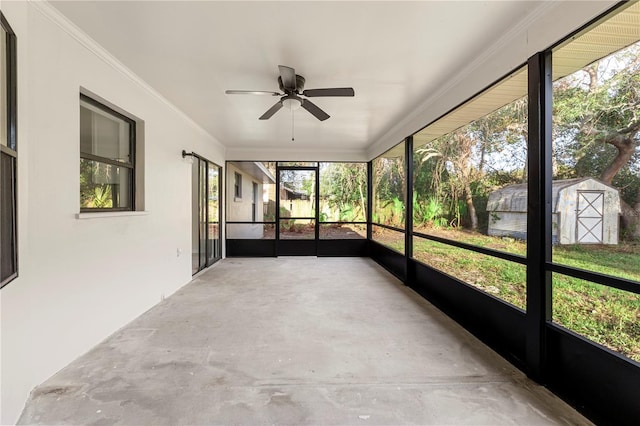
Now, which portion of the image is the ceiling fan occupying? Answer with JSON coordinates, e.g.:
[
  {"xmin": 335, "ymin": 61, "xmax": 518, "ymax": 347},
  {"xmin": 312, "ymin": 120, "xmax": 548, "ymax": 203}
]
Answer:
[{"xmin": 225, "ymin": 65, "xmax": 355, "ymax": 121}]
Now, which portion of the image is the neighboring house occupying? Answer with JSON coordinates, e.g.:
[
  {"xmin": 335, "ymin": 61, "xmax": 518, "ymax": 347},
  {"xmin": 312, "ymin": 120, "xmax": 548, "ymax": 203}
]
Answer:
[
  {"xmin": 279, "ymin": 183, "xmax": 314, "ymax": 218},
  {"xmin": 487, "ymin": 178, "xmax": 620, "ymax": 245},
  {"xmin": 226, "ymin": 162, "xmax": 275, "ymax": 239}
]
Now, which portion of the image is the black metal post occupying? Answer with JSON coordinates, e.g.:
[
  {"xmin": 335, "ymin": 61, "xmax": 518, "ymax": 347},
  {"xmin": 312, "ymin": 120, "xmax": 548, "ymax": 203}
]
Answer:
[
  {"xmin": 315, "ymin": 164, "xmax": 320, "ymax": 251},
  {"xmin": 526, "ymin": 51, "xmax": 553, "ymax": 382},
  {"xmin": 405, "ymin": 137, "xmax": 414, "ymax": 285},
  {"xmin": 275, "ymin": 164, "xmax": 281, "ymax": 254},
  {"xmin": 367, "ymin": 160, "xmax": 373, "ymax": 241},
  {"xmin": 205, "ymin": 160, "xmax": 211, "ymax": 266}
]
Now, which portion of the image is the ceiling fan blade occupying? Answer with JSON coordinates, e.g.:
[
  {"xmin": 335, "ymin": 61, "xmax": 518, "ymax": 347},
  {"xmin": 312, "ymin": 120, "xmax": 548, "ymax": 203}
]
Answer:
[
  {"xmin": 225, "ymin": 90, "xmax": 281, "ymax": 96},
  {"xmin": 259, "ymin": 101, "xmax": 283, "ymax": 120},
  {"xmin": 302, "ymin": 88, "xmax": 355, "ymax": 97},
  {"xmin": 278, "ymin": 65, "xmax": 297, "ymax": 91},
  {"xmin": 301, "ymin": 99, "xmax": 330, "ymax": 121}
]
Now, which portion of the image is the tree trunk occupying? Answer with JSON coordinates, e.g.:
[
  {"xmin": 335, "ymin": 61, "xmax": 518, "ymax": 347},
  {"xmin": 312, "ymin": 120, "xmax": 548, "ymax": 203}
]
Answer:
[
  {"xmin": 600, "ymin": 137, "xmax": 636, "ymax": 184},
  {"xmin": 620, "ymin": 199, "xmax": 640, "ymax": 240},
  {"xmin": 586, "ymin": 65, "xmax": 598, "ymax": 92},
  {"xmin": 597, "ymin": 136, "xmax": 639, "ymax": 241},
  {"xmin": 358, "ymin": 182, "xmax": 366, "ymax": 222},
  {"xmin": 627, "ymin": 190, "xmax": 640, "ymax": 240},
  {"xmin": 464, "ymin": 182, "xmax": 478, "ymax": 230}
]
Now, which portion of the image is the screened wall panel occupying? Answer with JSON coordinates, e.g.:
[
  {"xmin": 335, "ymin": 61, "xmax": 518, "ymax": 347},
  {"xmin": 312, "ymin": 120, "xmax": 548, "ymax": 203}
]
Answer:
[
  {"xmin": 372, "ymin": 142, "xmax": 405, "ymax": 229},
  {"xmin": 226, "ymin": 161, "xmax": 276, "ymax": 240},
  {"xmin": 410, "ymin": 66, "xmax": 528, "ymax": 309},
  {"xmin": 412, "ymin": 66, "xmax": 528, "ymax": 257},
  {"xmin": 548, "ymin": 2, "xmax": 640, "ymax": 364},
  {"xmin": 319, "ymin": 162, "xmax": 367, "ymax": 240},
  {"xmin": 372, "ymin": 224, "xmax": 404, "ymax": 254}
]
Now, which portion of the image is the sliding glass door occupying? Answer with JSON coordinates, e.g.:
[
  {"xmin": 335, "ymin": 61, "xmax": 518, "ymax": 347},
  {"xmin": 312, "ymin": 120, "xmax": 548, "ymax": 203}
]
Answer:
[{"xmin": 192, "ymin": 156, "xmax": 221, "ymax": 274}]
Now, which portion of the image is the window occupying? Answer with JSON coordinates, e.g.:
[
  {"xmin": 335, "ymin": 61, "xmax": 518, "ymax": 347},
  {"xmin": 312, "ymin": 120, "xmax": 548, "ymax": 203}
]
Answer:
[
  {"xmin": 234, "ymin": 172, "xmax": 242, "ymax": 199},
  {"xmin": 192, "ymin": 156, "xmax": 221, "ymax": 274},
  {"xmin": 80, "ymin": 94, "xmax": 135, "ymax": 211},
  {"xmin": 226, "ymin": 162, "xmax": 276, "ymax": 240},
  {"xmin": 372, "ymin": 142, "xmax": 406, "ymax": 254},
  {"xmin": 252, "ymin": 182, "xmax": 258, "ymax": 222},
  {"xmin": 549, "ymin": 2, "xmax": 640, "ymax": 362},
  {"xmin": 1, "ymin": 12, "xmax": 17, "ymax": 288},
  {"xmin": 411, "ymin": 66, "xmax": 528, "ymax": 309},
  {"xmin": 319, "ymin": 162, "xmax": 367, "ymax": 239}
]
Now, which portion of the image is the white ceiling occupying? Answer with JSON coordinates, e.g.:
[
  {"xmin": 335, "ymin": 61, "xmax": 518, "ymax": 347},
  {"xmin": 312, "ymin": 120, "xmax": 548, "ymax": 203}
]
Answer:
[{"xmin": 48, "ymin": 1, "xmax": 575, "ymax": 158}]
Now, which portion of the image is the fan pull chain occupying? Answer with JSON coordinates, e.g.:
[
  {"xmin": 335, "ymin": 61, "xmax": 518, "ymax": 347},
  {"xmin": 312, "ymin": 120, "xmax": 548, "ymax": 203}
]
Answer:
[{"xmin": 291, "ymin": 108, "xmax": 295, "ymax": 142}]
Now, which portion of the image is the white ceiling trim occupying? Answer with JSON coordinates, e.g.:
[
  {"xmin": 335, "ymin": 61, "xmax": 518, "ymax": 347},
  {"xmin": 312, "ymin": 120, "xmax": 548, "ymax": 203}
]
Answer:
[
  {"xmin": 226, "ymin": 146, "xmax": 368, "ymax": 162},
  {"xmin": 29, "ymin": 0, "xmax": 226, "ymax": 153},
  {"xmin": 366, "ymin": 0, "xmax": 558, "ymax": 159}
]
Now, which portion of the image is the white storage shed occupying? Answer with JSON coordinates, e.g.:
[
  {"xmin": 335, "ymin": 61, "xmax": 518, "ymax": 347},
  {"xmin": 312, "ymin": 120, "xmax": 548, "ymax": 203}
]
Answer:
[{"xmin": 487, "ymin": 178, "xmax": 620, "ymax": 245}]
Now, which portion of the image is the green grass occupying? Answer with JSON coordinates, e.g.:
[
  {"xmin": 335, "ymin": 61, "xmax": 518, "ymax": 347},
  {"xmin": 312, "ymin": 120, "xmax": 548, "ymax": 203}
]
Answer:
[{"xmin": 374, "ymin": 228, "xmax": 640, "ymax": 362}]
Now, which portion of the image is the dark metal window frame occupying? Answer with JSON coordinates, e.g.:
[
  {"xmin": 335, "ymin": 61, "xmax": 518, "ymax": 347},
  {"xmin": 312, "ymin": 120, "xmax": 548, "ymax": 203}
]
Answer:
[
  {"xmin": 225, "ymin": 161, "xmax": 369, "ymax": 247},
  {"xmin": 370, "ymin": 140, "xmax": 407, "ymax": 231},
  {"xmin": 371, "ymin": 11, "xmax": 640, "ymax": 338},
  {"xmin": 317, "ymin": 161, "xmax": 368, "ymax": 241},
  {"xmin": 1, "ymin": 12, "xmax": 18, "ymax": 289},
  {"xmin": 369, "ymin": 139, "xmax": 407, "ymax": 258},
  {"xmin": 226, "ymin": 161, "xmax": 277, "ymax": 234},
  {"xmin": 79, "ymin": 93, "xmax": 136, "ymax": 212},
  {"xmin": 275, "ymin": 164, "xmax": 319, "ymax": 243},
  {"xmin": 372, "ymin": 63, "xmax": 531, "ymax": 278}
]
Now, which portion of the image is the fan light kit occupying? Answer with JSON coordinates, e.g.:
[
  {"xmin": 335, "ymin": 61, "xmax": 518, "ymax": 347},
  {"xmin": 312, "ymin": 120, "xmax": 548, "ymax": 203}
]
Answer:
[
  {"xmin": 282, "ymin": 97, "xmax": 302, "ymax": 111},
  {"xmin": 225, "ymin": 65, "xmax": 355, "ymax": 122}
]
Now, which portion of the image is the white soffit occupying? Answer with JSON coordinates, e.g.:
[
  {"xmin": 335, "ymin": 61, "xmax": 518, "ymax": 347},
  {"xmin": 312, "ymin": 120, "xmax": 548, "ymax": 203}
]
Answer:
[
  {"xmin": 553, "ymin": 1, "xmax": 640, "ymax": 80},
  {"xmin": 414, "ymin": 67, "xmax": 527, "ymax": 148},
  {"xmin": 411, "ymin": 1, "xmax": 640, "ymax": 149}
]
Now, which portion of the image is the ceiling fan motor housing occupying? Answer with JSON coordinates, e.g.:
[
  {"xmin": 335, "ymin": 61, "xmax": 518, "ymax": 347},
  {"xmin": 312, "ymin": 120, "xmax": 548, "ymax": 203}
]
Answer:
[{"xmin": 278, "ymin": 75, "xmax": 306, "ymax": 93}]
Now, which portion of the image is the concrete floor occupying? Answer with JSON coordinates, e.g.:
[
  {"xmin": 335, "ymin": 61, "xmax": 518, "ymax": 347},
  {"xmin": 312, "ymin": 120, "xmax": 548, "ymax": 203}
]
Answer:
[{"xmin": 19, "ymin": 257, "xmax": 590, "ymax": 425}]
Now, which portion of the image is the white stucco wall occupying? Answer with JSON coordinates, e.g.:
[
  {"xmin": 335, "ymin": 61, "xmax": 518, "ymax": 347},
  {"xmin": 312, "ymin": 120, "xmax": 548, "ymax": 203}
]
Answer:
[{"xmin": 0, "ymin": 2, "xmax": 225, "ymax": 423}]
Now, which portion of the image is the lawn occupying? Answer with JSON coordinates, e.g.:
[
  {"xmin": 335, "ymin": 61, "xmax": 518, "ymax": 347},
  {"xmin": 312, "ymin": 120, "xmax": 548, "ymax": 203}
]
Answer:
[{"xmin": 374, "ymin": 227, "xmax": 640, "ymax": 362}]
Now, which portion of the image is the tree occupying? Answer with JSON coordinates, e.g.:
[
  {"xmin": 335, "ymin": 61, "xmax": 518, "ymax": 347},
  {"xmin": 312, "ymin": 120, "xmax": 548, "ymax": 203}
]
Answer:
[
  {"xmin": 553, "ymin": 42, "xmax": 640, "ymax": 239},
  {"xmin": 319, "ymin": 163, "xmax": 367, "ymax": 222},
  {"xmin": 372, "ymin": 154, "xmax": 405, "ymax": 226},
  {"xmin": 414, "ymin": 96, "xmax": 528, "ymax": 231}
]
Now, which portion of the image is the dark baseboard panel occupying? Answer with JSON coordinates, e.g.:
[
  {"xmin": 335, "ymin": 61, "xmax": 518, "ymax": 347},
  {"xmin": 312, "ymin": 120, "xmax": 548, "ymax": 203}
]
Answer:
[
  {"xmin": 226, "ymin": 239, "xmax": 276, "ymax": 257},
  {"xmin": 227, "ymin": 239, "xmax": 368, "ymax": 257},
  {"xmin": 410, "ymin": 259, "xmax": 526, "ymax": 370},
  {"xmin": 546, "ymin": 324, "xmax": 640, "ymax": 426},
  {"xmin": 277, "ymin": 240, "xmax": 317, "ymax": 256},
  {"xmin": 317, "ymin": 239, "xmax": 368, "ymax": 257},
  {"xmin": 369, "ymin": 241, "xmax": 406, "ymax": 281}
]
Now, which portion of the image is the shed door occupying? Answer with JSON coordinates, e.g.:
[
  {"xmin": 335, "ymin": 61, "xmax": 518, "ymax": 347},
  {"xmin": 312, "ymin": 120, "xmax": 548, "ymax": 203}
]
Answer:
[{"xmin": 577, "ymin": 191, "xmax": 604, "ymax": 243}]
